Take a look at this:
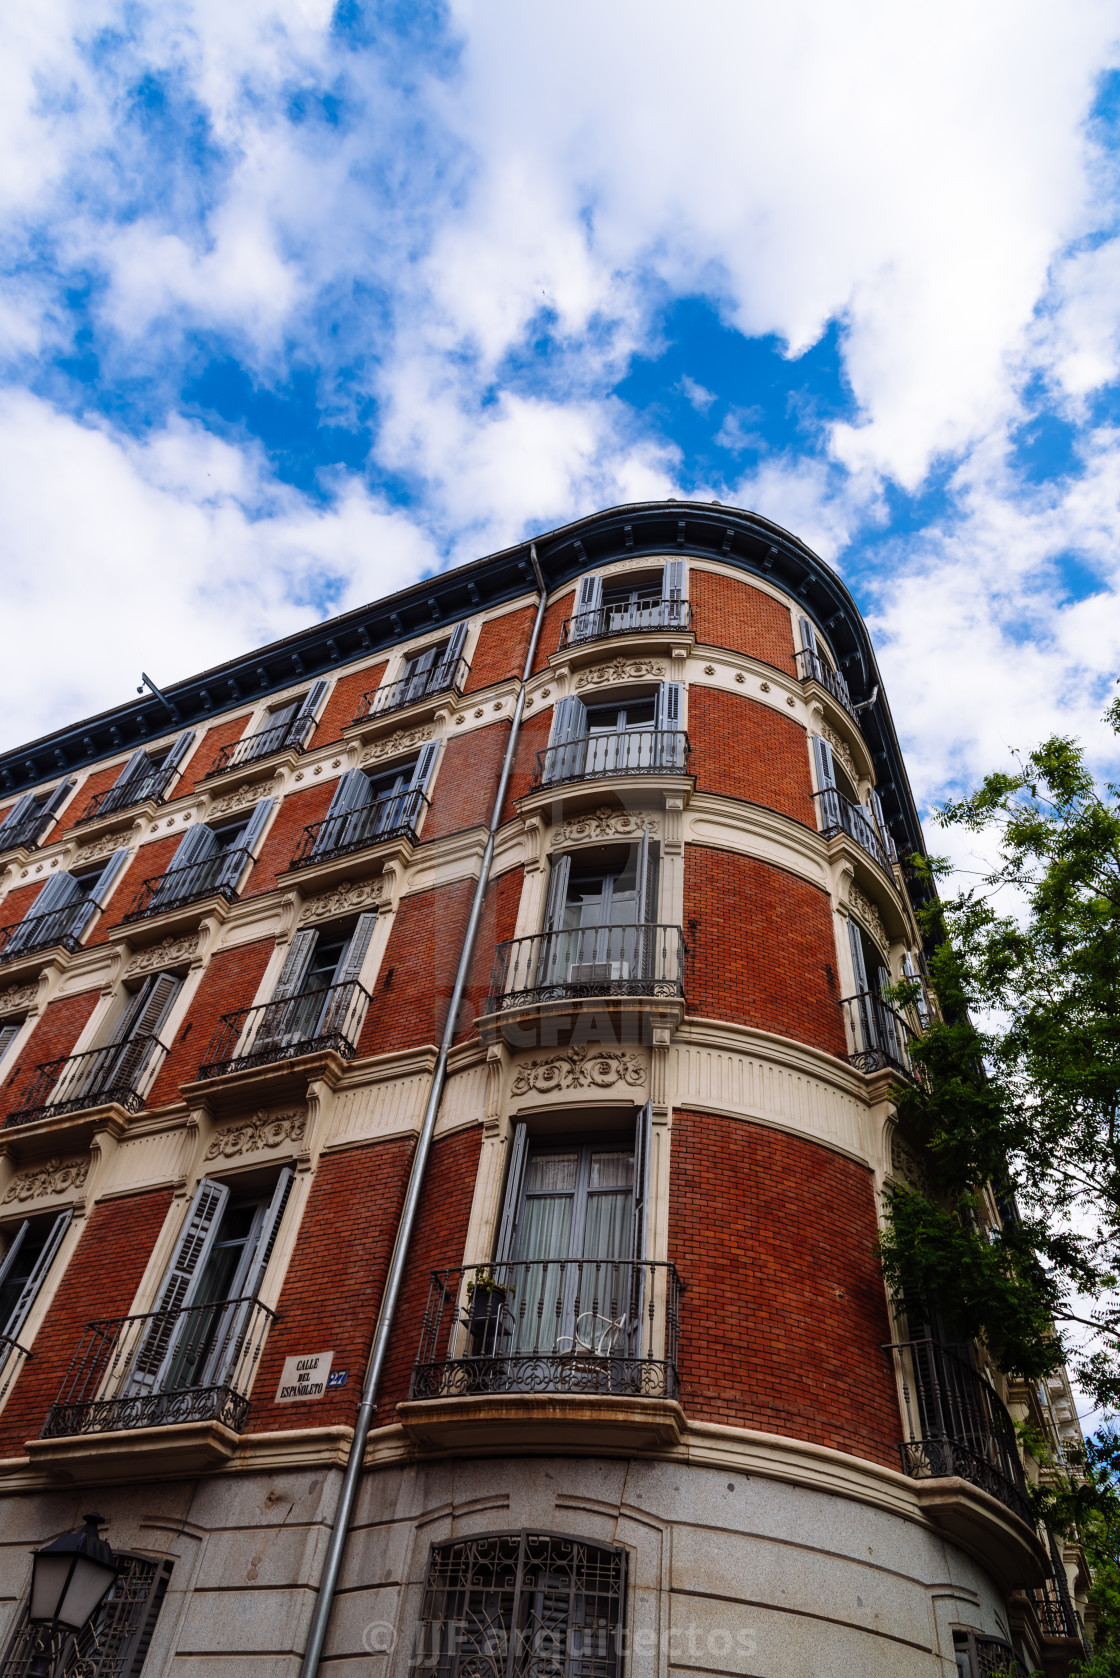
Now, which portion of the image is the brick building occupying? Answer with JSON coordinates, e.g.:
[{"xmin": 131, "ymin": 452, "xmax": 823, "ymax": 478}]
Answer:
[{"xmin": 0, "ymin": 501, "xmax": 1089, "ymax": 1675}]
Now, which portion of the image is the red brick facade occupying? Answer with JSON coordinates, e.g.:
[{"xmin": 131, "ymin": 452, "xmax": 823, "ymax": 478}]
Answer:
[
  {"xmin": 691, "ymin": 568, "xmax": 797, "ymax": 673},
  {"xmin": 667, "ymin": 1110, "xmax": 899, "ymax": 1466},
  {"xmin": 177, "ymin": 716, "xmax": 251, "ymax": 797},
  {"xmin": 88, "ymin": 835, "xmax": 181, "ymax": 943},
  {"xmin": 244, "ymin": 780, "xmax": 337, "ymax": 895},
  {"xmin": 466, "ymin": 607, "xmax": 536, "ymax": 692},
  {"xmin": 689, "ymin": 686, "xmax": 816, "ymax": 827},
  {"xmin": 684, "ymin": 845, "xmax": 847, "ymax": 1058},
  {"xmin": 316, "ymin": 662, "xmax": 387, "ymax": 744},
  {"xmin": 146, "ymin": 938, "xmax": 274, "ymax": 1103},
  {"xmin": 425, "ymin": 725, "xmax": 510, "ymax": 841},
  {"xmin": 0, "ymin": 991, "xmax": 100, "ymax": 1122}
]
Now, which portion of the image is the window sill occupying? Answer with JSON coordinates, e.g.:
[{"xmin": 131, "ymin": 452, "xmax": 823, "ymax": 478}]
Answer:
[
  {"xmin": 547, "ymin": 624, "xmax": 695, "ymax": 680},
  {"xmin": 478, "ymin": 992, "xmax": 685, "ymax": 1051},
  {"xmin": 181, "ymin": 1044, "xmax": 349, "ymax": 1117},
  {"xmin": 67, "ymin": 797, "xmax": 162, "ymax": 850},
  {"xmin": 911, "ymin": 1474, "xmax": 1049, "ymax": 1595},
  {"xmin": 0, "ymin": 1099, "xmax": 132, "ymax": 1163},
  {"xmin": 397, "ymin": 1391, "xmax": 686, "ymax": 1456},
  {"xmin": 25, "ymin": 1417, "xmax": 240, "ymax": 1483},
  {"xmin": 198, "ymin": 747, "xmax": 302, "ymax": 800}
]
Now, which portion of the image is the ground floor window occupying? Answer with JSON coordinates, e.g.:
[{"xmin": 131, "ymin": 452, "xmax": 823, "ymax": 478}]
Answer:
[
  {"xmin": 411, "ymin": 1532, "xmax": 625, "ymax": 1678},
  {"xmin": 0, "ymin": 1551, "xmax": 172, "ymax": 1676}
]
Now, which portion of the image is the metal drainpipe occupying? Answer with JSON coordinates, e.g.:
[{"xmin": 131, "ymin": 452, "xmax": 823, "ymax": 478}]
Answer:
[{"xmin": 298, "ymin": 544, "xmax": 550, "ymax": 1678}]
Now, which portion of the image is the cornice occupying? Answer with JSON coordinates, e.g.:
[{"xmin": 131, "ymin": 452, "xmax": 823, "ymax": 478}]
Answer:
[{"xmin": 0, "ymin": 501, "xmax": 928, "ymax": 891}]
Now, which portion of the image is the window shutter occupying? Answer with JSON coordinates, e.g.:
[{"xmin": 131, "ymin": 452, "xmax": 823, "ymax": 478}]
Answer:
[
  {"xmin": 570, "ymin": 573, "xmax": 603, "ymax": 639},
  {"xmin": 149, "ymin": 729, "xmax": 196, "ymax": 798},
  {"xmin": 241, "ymin": 1169, "xmax": 294, "ymax": 1302},
  {"xmin": 202, "ymin": 1168, "xmax": 295, "ymax": 1388},
  {"xmin": 334, "ymin": 912, "xmax": 379, "ymax": 987},
  {"xmin": 122, "ymin": 973, "xmax": 182, "ymax": 1044},
  {"xmin": 0, "ymin": 1022, "xmax": 21, "ymax": 1063},
  {"xmin": 812, "ymin": 735, "xmax": 836, "ymax": 791},
  {"xmin": 215, "ymin": 798, "xmax": 274, "ymax": 894},
  {"xmin": 170, "ymin": 823, "xmax": 219, "ymax": 873},
  {"xmin": 33, "ymin": 778, "xmax": 75, "ymax": 837},
  {"xmin": 494, "ymin": 1123, "xmax": 530, "ymax": 1264},
  {"xmin": 655, "ymin": 683, "xmax": 683, "ymax": 765},
  {"xmin": 799, "ymin": 615, "xmax": 819, "ymax": 655},
  {"xmin": 661, "ymin": 560, "xmax": 684, "ymax": 603},
  {"xmin": 292, "ymin": 680, "xmax": 330, "ymax": 749},
  {"xmin": 869, "ymin": 788, "xmax": 898, "ymax": 861},
  {"xmin": 543, "ymin": 853, "xmax": 571, "ymax": 932},
  {"xmin": 271, "ymin": 929, "xmax": 319, "ymax": 1003},
  {"xmin": 24, "ymin": 869, "xmax": 82, "ymax": 921},
  {"xmin": 127, "ymin": 1178, "xmax": 229, "ymax": 1395},
  {"xmin": 434, "ymin": 621, "xmax": 468, "ymax": 685},
  {"xmin": 545, "ymin": 696, "xmax": 587, "ymax": 784},
  {"xmin": 315, "ymin": 768, "xmax": 372, "ymax": 857},
  {"xmin": 319, "ymin": 913, "xmax": 378, "ymax": 1040},
  {"xmin": 409, "ymin": 743, "xmax": 440, "ymax": 796},
  {"xmin": 101, "ymin": 972, "xmax": 183, "ymax": 1098},
  {"xmin": 114, "ymin": 750, "xmax": 150, "ymax": 792},
  {"xmin": 631, "ymin": 1101, "xmax": 652, "ymax": 1262},
  {"xmin": 903, "ymin": 951, "xmax": 930, "ymax": 1026},
  {"xmin": 848, "ymin": 920, "xmax": 870, "ymax": 994},
  {"xmin": 0, "ymin": 793, "xmax": 38, "ymax": 844},
  {"xmin": 0, "ymin": 1210, "xmax": 71, "ymax": 1347}
]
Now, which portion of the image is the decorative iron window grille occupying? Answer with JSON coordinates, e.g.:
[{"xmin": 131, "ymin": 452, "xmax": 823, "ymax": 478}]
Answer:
[
  {"xmin": 794, "ymin": 647, "xmax": 857, "ymax": 719},
  {"xmin": 411, "ymin": 1260, "xmax": 680, "ymax": 1401},
  {"xmin": 840, "ymin": 990, "xmax": 922, "ymax": 1080},
  {"xmin": 531, "ymin": 730, "xmax": 690, "ymax": 791},
  {"xmin": 887, "ymin": 1338, "xmax": 1033, "ymax": 1526},
  {"xmin": 198, "ymin": 978, "xmax": 371, "ymax": 1080},
  {"xmin": 1031, "ymin": 1527, "xmax": 1088, "ymax": 1647},
  {"xmin": 812, "ymin": 788, "xmax": 895, "ymax": 872},
  {"xmin": 557, "ymin": 597, "xmax": 693, "ymax": 649},
  {"xmin": 952, "ymin": 1628, "xmax": 1031, "ymax": 1677},
  {"xmin": 485, "ymin": 926, "xmax": 686, "ymax": 1014},
  {"xmin": 410, "ymin": 1532, "xmax": 626, "ymax": 1678},
  {"xmin": 0, "ymin": 1551, "xmax": 172, "ymax": 1678},
  {"xmin": 41, "ymin": 1294, "xmax": 275, "ymax": 1439}
]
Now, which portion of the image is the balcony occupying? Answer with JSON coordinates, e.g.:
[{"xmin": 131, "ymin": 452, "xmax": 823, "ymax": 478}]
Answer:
[
  {"xmin": 400, "ymin": 1259, "xmax": 685, "ymax": 1453},
  {"xmin": 201, "ymin": 717, "xmax": 306, "ymax": 781},
  {"xmin": 1030, "ymin": 1530, "xmax": 1088, "ymax": 1653},
  {"xmin": 841, "ymin": 990, "xmax": 922, "ymax": 1080},
  {"xmin": 288, "ymin": 788, "xmax": 428, "ymax": 874},
  {"xmin": 486, "ymin": 925, "xmax": 686, "ymax": 1015},
  {"xmin": 795, "ymin": 647, "xmax": 858, "ymax": 721},
  {"xmin": 75, "ymin": 761, "xmax": 176, "ymax": 828},
  {"xmin": 529, "ymin": 730, "xmax": 690, "ymax": 792},
  {"xmin": 197, "ymin": 978, "xmax": 371, "ymax": 1083},
  {"xmin": 349, "ymin": 655, "xmax": 469, "ymax": 729},
  {"xmin": 0, "ymin": 809, "xmax": 53, "ymax": 858},
  {"xmin": 6, "ymin": 1035, "xmax": 168, "ymax": 1129},
  {"xmin": 120, "ymin": 848, "xmax": 250, "ymax": 925},
  {"xmin": 0, "ymin": 901, "xmax": 90, "ymax": 967},
  {"xmin": 888, "ymin": 1338, "xmax": 1033, "ymax": 1526},
  {"xmin": 31, "ymin": 1296, "xmax": 274, "ymax": 1479},
  {"xmin": 813, "ymin": 787, "xmax": 897, "ymax": 873},
  {"xmin": 557, "ymin": 598, "xmax": 693, "ymax": 651}
]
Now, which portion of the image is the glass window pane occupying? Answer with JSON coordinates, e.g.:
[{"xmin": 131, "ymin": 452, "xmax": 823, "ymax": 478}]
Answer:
[
  {"xmin": 589, "ymin": 1153, "xmax": 633, "ymax": 1190},
  {"xmin": 526, "ymin": 1154, "xmax": 578, "ymax": 1193}
]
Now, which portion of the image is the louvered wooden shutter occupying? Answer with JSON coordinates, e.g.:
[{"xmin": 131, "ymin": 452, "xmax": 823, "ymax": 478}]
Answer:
[
  {"xmin": 661, "ymin": 560, "xmax": 683, "ymax": 603},
  {"xmin": 124, "ymin": 973, "xmax": 182, "ymax": 1044},
  {"xmin": 570, "ymin": 573, "xmax": 603, "ymax": 639},
  {"xmin": 127, "ymin": 1178, "xmax": 229, "ymax": 1394},
  {"xmin": 292, "ymin": 680, "xmax": 330, "ymax": 748},
  {"xmin": 812, "ymin": 735, "xmax": 836, "ymax": 791},
  {"xmin": 114, "ymin": 750, "xmax": 149, "ymax": 791},
  {"xmin": 315, "ymin": 768, "xmax": 371, "ymax": 857},
  {"xmin": 102, "ymin": 971, "xmax": 183, "ymax": 1097},
  {"xmin": 0, "ymin": 793, "xmax": 38, "ymax": 844},
  {"xmin": 543, "ymin": 853, "xmax": 571, "ymax": 932},
  {"xmin": 409, "ymin": 743, "xmax": 440, "ymax": 796},
  {"xmin": 434, "ymin": 621, "xmax": 468, "ymax": 685},
  {"xmin": 335, "ymin": 913, "xmax": 378, "ymax": 986},
  {"xmin": 271, "ymin": 929, "xmax": 319, "ymax": 1003},
  {"xmin": 202, "ymin": 1168, "xmax": 295, "ymax": 1387},
  {"xmin": 151, "ymin": 729, "xmax": 196, "ymax": 796},
  {"xmin": 34, "ymin": 778, "xmax": 75, "ymax": 835},
  {"xmin": 548, "ymin": 696, "xmax": 587, "ymax": 745},
  {"xmin": 631, "ymin": 1101, "xmax": 652, "ymax": 1263},
  {"xmin": 903, "ymin": 951, "xmax": 929, "ymax": 1025},
  {"xmin": 0, "ymin": 1210, "xmax": 71, "ymax": 1347},
  {"xmin": 215, "ymin": 798, "xmax": 274, "ymax": 893},
  {"xmin": 848, "ymin": 920, "xmax": 870, "ymax": 993},
  {"xmin": 146, "ymin": 824, "xmax": 217, "ymax": 913},
  {"xmin": 494, "ymin": 1123, "xmax": 530, "ymax": 1264},
  {"xmin": 655, "ymin": 683, "xmax": 683, "ymax": 769},
  {"xmin": 0, "ymin": 1022, "xmax": 20, "ymax": 1064},
  {"xmin": 319, "ymin": 913, "xmax": 378, "ymax": 1038},
  {"xmin": 241, "ymin": 1169, "xmax": 294, "ymax": 1301},
  {"xmin": 799, "ymin": 615, "xmax": 819, "ymax": 655},
  {"xmin": 24, "ymin": 869, "xmax": 82, "ymax": 921}
]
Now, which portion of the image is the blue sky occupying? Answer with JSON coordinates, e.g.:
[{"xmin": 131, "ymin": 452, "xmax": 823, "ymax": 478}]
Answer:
[{"xmin": 2, "ymin": 0, "xmax": 1120, "ymax": 823}]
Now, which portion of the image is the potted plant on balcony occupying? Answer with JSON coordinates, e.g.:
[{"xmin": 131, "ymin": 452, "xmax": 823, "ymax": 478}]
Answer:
[{"xmin": 464, "ymin": 1270, "xmax": 511, "ymax": 1359}]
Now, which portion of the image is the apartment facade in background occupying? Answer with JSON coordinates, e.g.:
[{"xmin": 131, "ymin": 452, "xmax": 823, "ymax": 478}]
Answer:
[{"xmin": 0, "ymin": 501, "xmax": 1090, "ymax": 1676}]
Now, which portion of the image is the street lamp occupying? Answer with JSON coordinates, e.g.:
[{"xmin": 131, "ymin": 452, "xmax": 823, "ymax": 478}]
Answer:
[{"xmin": 28, "ymin": 1512, "xmax": 118, "ymax": 1660}]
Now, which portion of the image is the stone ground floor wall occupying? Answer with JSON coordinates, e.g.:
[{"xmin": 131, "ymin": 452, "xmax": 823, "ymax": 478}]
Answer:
[{"xmin": 0, "ymin": 1454, "xmax": 1016, "ymax": 1677}]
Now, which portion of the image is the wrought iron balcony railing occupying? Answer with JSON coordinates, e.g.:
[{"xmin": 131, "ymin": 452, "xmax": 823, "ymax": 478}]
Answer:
[
  {"xmin": 76, "ymin": 761, "xmax": 177, "ymax": 826},
  {"xmin": 351, "ymin": 655, "xmax": 470, "ymax": 725},
  {"xmin": 1031, "ymin": 1528, "xmax": 1088, "ymax": 1646},
  {"xmin": 794, "ymin": 647, "xmax": 858, "ymax": 720},
  {"xmin": 289, "ymin": 787, "xmax": 428, "ymax": 871},
  {"xmin": 202, "ymin": 717, "xmax": 307, "ymax": 779},
  {"xmin": 0, "ymin": 808, "xmax": 54, "ymax": 856},
  {"xmin": 558, "ymin": 597, "xmax": 693, "ymax": 649},
  {"xmin": 485, "ymin": 924, "xmax": 686, "ymax": 1013},
  {"xmin": 813, "ymin": 788, "xmax": 896, "ymax": 871},
  {"xmin": 0, "ymin": 899, "xmax": 92, "ymax": 965},
  {"xmin": 952, "ymin": 1630, "xmax": 1031, "ymax": 1677},
  {"xmin": 530, "ymin": 729, "xmax": 690, "ymax": 791},
  {"xmin": 41, "ymin": 1294, "xmax": 275, "ymax": 1439},
  {"xmin": 0, "ymin": 1334, "xmax": 31, "ymax": 1406},
  {"xmin": 199, "ymin": 978, "xmax": 371, "ymax": 1080},
  {"xmin": 411, "ymin": 1259, "xmax": 681, "ymax": 1401},
  {"xmin": 121, "ymin": 848, "xmax": 250, "ymax": 923},
  {"xmin": 6, "ymin": 1035, "xmax": 168, "ymax": 1128},
  {"xmin": 841, "ymin": 990, "xmax": 922, "ymax": 1079},
  {"xmin": 887, "ymin": 1337, "xmax": 1032, "ymax": 1526}
]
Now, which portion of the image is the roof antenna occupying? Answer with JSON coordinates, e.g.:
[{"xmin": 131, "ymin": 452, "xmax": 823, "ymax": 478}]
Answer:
[{"xmin": 137, "ymin": 672, "xmax": 181, "ymax": 722}]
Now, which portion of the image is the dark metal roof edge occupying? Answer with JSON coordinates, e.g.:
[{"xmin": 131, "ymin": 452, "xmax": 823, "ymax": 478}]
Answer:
[{"xmin": 0, "ymin": 499, "xmax": 927, "ymax": 867}]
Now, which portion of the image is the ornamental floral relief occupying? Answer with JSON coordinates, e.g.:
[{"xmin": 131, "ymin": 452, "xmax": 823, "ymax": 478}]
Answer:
[
  {"xmin": 359, "ymin": 725, "xmax": 434, "ymax": 765},
  {"xmin": 554, "ymin": 806, "xmax": 660, "ymax": 846},
  {"xmin": 822, "ymin": 725, "xmax": 858, "ymax": 784},
  {"xmin": 0, "ymin": 980, "xmax": 38, "ymax": 1016},
  {"xmin": 2, "ymin": 1156, "xmax": 89, "ymax": 1203},
  {"xmin": 847, "ymin": 884, "xmax": 888, "ymax": 951},
  {"xmin": 204, "ymin": 1110, "xmax": 307, "ymax": 1160},
  {"xmin": 298, "ymin": 878, "xmax": 384, "ymax": 926},
  {"xmin": 124, "ymin": 933, "xmax": 200, "ymax": 976},
  {"xmin": 209, "ymin": 776, "xmax": 281, "ymax": 817},
  {"xmin": 574, "ymin": 658, "xmax": 665, "ymax": 690},
  {"xmin": 511, "ymin": 1045, "xmax": 646, "ymax": 1096}
]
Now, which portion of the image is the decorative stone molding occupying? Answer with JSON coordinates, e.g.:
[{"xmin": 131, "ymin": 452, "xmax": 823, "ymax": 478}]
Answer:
[
  {"xmin": 204, "ymin": 1110, "xmax": 307, "ymax": 1160},
  {"xmin": 359, "ymin": 725, "xmax": 434, "ymax": 765},
  {"xmin": 554, "ymin": 806, "xmax": 659, "ymax": 846},
  {"xmin": 209, "ymin": 776, "xmax": 281, "ymax": 816},
  {"xmin": 822, "ymin": 725, "xmax": 858, "ymax": 784},
  {"xmin": 298, "ymin": 878, "xmax": 385, "ymax": 926},
  {"xmin": 890, "ymin": 1133, "xmax": 931, "ymax": 1192},
  {"xmin": 72, "ymin": 829, "xmax": 132, "ymax": 867},
  {"xmin": 574, "ymin": 658, "xmax": 665, "ymax": 690},
  {"xmin": 0, "ymin": 980, "xmax": 38, "ymax": 1016},
  {"xmin": 2, "ymin": 1156, "xmax": 89, "ymax": 1203},
  {"xmin": 511, "ymin": 1045, "xmax": 646, "ymax": 1097},
  {"xmin": 847, "ymin": 884, "xmax": 888, "ymax": 951},
  {"xmin": 124, "ymin": 932, "xmax": 200, "ymax": 976}
]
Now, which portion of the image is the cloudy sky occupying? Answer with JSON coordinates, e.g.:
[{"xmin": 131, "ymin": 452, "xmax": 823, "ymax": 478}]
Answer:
[{"xmin": 3, "ymin": 0, "xmax": 1120, "ymax": 826}]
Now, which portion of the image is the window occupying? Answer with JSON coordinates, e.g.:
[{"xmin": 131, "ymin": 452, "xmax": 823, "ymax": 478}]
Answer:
[
  {"xmin": 540, "ymin": 837, "xmax": 659, "ymax": 985},
  {"xmin": 398, "ymin": 621, "xmax": 468, "ymax": 704},
  {"xmin": 410, "ymin": 1532, "xmax": 626, "ymax": 1678},
  {"xmin": 0, "ymin": 1552, "xmax": 172, "ymax": 1678},
  {"xmin": 0, "ymin": 779, "xmax": 74, "ymax": 855},
  {"xmin": 569, "ymin": 561, "xmax": 685, "ymax": 642},
  {"xmin": 93, "ymin": 728, "xmax": 196, "ymax": 818},
  {"xmin": 1, "ymin": 849, "xmax": 129, "ymax": 962},
  {"xmin": 542, "ymin": 686, "xmax": 683, "ymax": 783},
  {"xmin": 252, "ymin": 913, "xmax": 378, "ymax": 1056},
  {"xmin": 229, "ymin": 681, "xmax": 329, "ymax": 768},
  {"xmin": 35, "ymin": 971, "xmax": 182, "ymax": 1119},
  {"xmin": 0, "ymin": 1209, "xmax": 70, "ymax": 1391},
  {"xmin": 142, "ymin": 797, "xmax": 274, "ymax": 916},
  {"xmin": 309, "ymin": 748, "xmax": 437, "ymax": 861}
]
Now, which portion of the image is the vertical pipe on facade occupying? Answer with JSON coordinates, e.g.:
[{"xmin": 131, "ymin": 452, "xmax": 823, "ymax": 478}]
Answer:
[{"xmin": 298, "ymin": 545, "xmax": 550, "ymax": 1678}]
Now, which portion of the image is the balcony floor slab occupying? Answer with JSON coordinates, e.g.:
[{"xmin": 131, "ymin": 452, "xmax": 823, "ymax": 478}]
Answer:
[
  {"xmin": 396, "ymin": 1392, "xmax": 686, "ymax": 1455},
  {"xmin": 25, "ymin": 1417, "xmax": 240, "ymax": 1483},
  {"xmin": 182, "ymin": 1045, "xmax": 348, "ymax": 1116}
]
